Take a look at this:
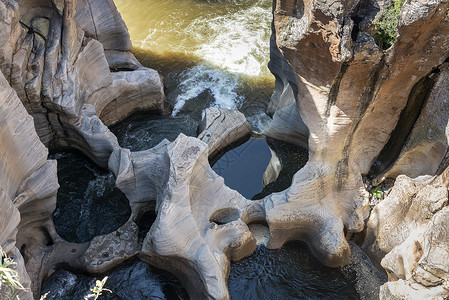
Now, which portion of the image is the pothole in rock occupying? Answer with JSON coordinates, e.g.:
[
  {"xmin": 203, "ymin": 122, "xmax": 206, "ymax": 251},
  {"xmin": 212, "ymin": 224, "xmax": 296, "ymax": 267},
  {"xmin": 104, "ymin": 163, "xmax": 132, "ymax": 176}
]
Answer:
[
  {"xmin": 210, "ymin": 208, "xmax": 240, "ymax": 225},
  {"xmin": 109, "ymin": 113, "xmax": 198, "ymax": 151},
  {"xmin": 211, "ymin": 136, "xmax": 308, "ymax": 199},
  {"xmin": 49, "ymin": 151, "xmax": 131, "ymax": 243},
  {"xmin": 41, "ymin": 259, "xmax": 188, "ymax": 300},
  {"xmin": 252, "ymin": 137, "xmax": 308, "ymax": 199},
  {"xmin": 228, "ymin": 242, "xmax": 386, "ymax": 300}
]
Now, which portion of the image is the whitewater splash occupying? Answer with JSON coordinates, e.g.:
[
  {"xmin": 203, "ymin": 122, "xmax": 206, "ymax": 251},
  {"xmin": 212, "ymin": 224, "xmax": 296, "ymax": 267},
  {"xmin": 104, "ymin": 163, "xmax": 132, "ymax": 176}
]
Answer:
[
  {"xmin": 188, "ymin": 5, "xmax": 271, "ymax": 77},
  {"xmin": 136, "ymin": 0, "xmax": 272, "ymax": 121},
  {"xmin": 171, "ymin": 65, "xmax": 244, "ymax": 116},
  {"xmin": 171, "ymin": 3, "xmax": 271, "ymax": 118}
]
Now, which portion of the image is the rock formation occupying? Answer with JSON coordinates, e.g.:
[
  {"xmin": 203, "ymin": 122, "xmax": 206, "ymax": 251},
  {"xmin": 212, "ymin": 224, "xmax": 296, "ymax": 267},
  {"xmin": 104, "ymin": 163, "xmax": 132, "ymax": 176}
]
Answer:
[
  {"xmin": 1, "ymin": 0, "xmax": 449, "ymax": 299},
  {"xmin": 197, "ymin": 107, "xmax": 252, "ymax": 159},
  {"xmin": 265, "ymin": 0, "xmax": 449, "ymax": 298},
  {"xmin": 1, "ymin": 0, "xmax": 166, "ymax": 167},
  {"xmin": 140, "ymin": 135, "xmax": 256, "ymax": 300},
  {"xmin": 0, "ymin": 0, "xmax": 165, "ymax": 298},
  {"xmin": 0, "ymin": 66, "xmax": 57, "ymax": 300},
  {"xmin": 108, "ymin": 109, "xmax": 254, "ymax": 299},
  {"xmin": 362, "ymin": 173, "xmax": 449, "ymax": 299}
]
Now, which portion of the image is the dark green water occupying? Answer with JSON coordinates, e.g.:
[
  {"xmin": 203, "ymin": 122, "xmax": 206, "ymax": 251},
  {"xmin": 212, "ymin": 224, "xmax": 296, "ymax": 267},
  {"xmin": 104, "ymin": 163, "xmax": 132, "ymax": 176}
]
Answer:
[
  {"xmin": 229, "ymin": 243, "xmax": 358, "ymax": 300},
  {"xmin": 49, "ymin": 151, "xmax": 131, "ymax": 243},
  {"xmin": 110, "ymin": 114, "xmax": 198, "ymax": 151},
  {"xmin": 228, "ymin": 242, "xmax": 386, "ymax": 300}
]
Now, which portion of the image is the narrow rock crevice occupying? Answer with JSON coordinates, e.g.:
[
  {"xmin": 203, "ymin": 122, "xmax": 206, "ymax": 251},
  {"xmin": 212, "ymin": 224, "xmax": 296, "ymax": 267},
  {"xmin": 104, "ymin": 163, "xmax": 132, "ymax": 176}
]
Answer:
[
  {"xmin": 326, "ymin": 62, "xmax": 349, "ymax": 117},
  {"xmin": 369, "ymin": 68, "xmax": 440, "ymax": 178}
]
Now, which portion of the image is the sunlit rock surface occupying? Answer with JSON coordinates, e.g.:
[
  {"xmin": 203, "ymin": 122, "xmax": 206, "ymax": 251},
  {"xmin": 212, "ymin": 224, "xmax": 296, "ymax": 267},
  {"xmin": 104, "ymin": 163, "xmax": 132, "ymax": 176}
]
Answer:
[
  {"xmin": 198, "ymin": 107, "xmax": 252, "ymax": 159},
  {"xmin": 264, "ymin": 0, "xmax": 449, "ymax": 265},
  {"xmin": 0, "ymin": 67, "xmax": 57, "ymax": 300},
  {"xmin": 363, "ymin": 173, "xmax": 449, "ymax": 299},
  {"xmin": 0, "ymin": 0, "xmax": 165, "ymax": 297},
  {"xmin": 1, "ymin": 0, "xmax": 449, "ymax": 299},
  {"xmin": 140, "ymin": 135, "xmax": 256, "ymax": 300},
  {"xmin": 265, "ymin": 0, "xmax": 449, "ymax": 297},
  {"xmin": 1, "ymin": 0, "xmax": 166, "ymax": 167}
]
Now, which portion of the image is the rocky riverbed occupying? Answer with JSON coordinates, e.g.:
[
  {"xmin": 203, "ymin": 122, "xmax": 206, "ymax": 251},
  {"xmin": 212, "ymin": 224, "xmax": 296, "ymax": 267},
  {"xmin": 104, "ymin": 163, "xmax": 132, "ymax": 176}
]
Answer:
[{"xmin": 0, "ymin": 0, "xmax": 448, "ymax": 299}]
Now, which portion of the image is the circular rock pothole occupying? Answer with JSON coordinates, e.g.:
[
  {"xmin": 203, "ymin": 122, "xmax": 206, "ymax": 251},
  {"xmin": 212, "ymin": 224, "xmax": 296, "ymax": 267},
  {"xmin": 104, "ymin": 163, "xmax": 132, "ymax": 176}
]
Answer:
[{"xmin": 50, "ymin": 151, "xmax": 131, "ymax": 243}]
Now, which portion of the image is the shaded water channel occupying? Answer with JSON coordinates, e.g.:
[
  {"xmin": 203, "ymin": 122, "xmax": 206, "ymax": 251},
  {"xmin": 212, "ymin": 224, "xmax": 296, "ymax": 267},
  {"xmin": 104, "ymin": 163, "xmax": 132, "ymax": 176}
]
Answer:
[{"xmin": 41, "ymin": 0, "xmax": 387, "ymax": 298}]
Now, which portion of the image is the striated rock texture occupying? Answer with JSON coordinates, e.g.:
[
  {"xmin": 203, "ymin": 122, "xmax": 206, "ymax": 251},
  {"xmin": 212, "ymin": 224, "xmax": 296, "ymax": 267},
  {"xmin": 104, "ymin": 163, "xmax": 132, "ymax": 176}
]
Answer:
[
  {"xmin": 264, "ymin": 0, "xmax": 449, "ymax": 266},
  {"xmin": 1, "ymin": 0, "xmax": 449, "ymax": 299},
  {"xmin": 197, "ymin": 107, "xmax": 252, "ymax": 159},
  {"xmin": 266, "ymin": 0, "xmax": 449, "ymax": 298},
  {"xmin": 107, "ymin": 109, "xmax": 254, "ymax": 299},
  {"xmin": 0, "ymin": 0, "xmax": 167, "ymax": 298},
  {"xmin": 363, "ymin": 172, "xmax": 449, "ymax": 299},
  {"xmin": 1, "ymin": 0, "xmax": 166, "ymax": 167},
  {"xmin": 140, "ymin": 135, "xmax": 256, "ymax": 300},
  {"xmin": 0, "ymin": 64, "xmax": 57, "ymax": 300}
]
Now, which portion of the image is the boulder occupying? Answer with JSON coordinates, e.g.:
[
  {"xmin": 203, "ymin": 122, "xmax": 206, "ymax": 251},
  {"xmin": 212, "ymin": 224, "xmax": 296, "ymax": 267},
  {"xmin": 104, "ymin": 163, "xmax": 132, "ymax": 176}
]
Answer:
[
  {"xmin": 197, "ymin": 107, "xmax": 252, "ymax": 159},
  {"xmin": 141, "ymin": 135, "xmax": 256, "ymax": 300},
  {"xmin": 363, "ymin": 173, "xmax": 448, "ymax": 299}
]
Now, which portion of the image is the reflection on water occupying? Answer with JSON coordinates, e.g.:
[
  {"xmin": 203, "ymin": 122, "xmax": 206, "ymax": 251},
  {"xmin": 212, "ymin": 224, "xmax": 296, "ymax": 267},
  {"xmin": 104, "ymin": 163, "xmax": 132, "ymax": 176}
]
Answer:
[
  {"xmin": 211, "ymin": 137, "xmax": 308, "ymax": 199},
  {"xmin": 253, "ymin": 138, "xmax": 309, "ymax": 199},
  {"xmin": 211, "ymin": 137, "xmax": 272, "ymax": 199},
  {"xmin": 50, "ymin": 151, "xmax": 131, "ymax": 243},
  {"xmin": 114, "ymin": 0, "xmax": 274, "ymax": 133}
]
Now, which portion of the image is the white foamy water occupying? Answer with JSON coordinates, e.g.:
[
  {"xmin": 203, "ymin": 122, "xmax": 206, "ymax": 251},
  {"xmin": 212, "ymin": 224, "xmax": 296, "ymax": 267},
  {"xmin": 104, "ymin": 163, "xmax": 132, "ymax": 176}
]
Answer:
[
  {"xmin": 132, "ymin": 0, "xmax": 273, "ymax": 118},
  {"xmin": 172, "ymin": 64, "xmax": 244, "ymax": 116},
  {"xmin": 246, "ymin": 111, "xmax": 272, "ymax": 133},
  {"xmin": 188, "ymin": 4, "xmax": 271, "ymax": 76},
  {"xmin": 169, "ymin": 2, "xmax": 272, "ymax": 116}
]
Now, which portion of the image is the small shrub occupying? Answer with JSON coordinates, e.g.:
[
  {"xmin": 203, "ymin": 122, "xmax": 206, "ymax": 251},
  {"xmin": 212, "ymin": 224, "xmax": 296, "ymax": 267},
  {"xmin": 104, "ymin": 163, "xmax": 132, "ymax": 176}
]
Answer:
[
  {"xmin": 372, "ymin": 0, "xmax": 405, "ymax": 49},
  {"xmin": 84, "ymin": 276, "xmax": 112, "ymax": 300},
  {"xmin": 0, "ymin": 247, "xmax": 26, "ymax": 299},
  {"xmin": 370, "ymin": 186, "xmax": 383, "ymax": 200}
]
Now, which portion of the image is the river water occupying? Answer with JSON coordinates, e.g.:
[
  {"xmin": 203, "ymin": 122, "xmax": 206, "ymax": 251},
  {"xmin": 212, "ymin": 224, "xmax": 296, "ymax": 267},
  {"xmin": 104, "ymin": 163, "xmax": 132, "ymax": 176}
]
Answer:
[
  {"xmin": 114, "ymin": 0, "xmax": 274, "ymax": 132},
  {"xmin": 41, "ymin": 0, "xmax": 387, "ymax": 299}
]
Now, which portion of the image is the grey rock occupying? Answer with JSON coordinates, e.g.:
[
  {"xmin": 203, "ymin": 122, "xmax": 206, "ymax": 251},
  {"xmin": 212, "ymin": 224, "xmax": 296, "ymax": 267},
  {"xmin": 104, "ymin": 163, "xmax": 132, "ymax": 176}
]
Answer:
[{"xmin": 198, "ymin": 107, "xmax": 251, "ymax": 159}]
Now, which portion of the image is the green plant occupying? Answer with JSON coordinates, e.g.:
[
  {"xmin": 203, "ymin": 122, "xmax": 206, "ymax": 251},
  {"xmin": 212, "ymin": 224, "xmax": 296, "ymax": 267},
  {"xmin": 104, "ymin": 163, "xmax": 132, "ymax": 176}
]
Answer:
[
  {"xmin": 370, "ymin": 186, "xmax": 383, "ymax": 200},
  {"xmin": 0, "ymin": 247, "xmax": 26, "ymax": 299},
  {"xmin": 372, "ymin": 0, "xmax": 405, "ymax": 49},
  {"xmin": 84, "ymin": 276, "xmax": 112, "ymax": 300}
]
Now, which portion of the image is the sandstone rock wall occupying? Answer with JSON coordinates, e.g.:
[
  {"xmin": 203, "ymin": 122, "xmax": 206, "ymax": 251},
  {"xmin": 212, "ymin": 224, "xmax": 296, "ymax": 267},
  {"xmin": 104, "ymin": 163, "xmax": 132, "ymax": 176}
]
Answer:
[
  {"xmin": 363, "ymin": 173, "xmax": 449, "ymax": 299},
  {"xmin": 0, "ymin": 0, "xmax": 167, "ymax": 298},
  {"xmin": 266, "ymin": 0, "xmax": 449, "ymax": 298},
  {"xmin": 0, "ymin": 66, "xmax": 57, "ymax": 300},
  {"xmin": 1, "ymin": 0, "xmax": 166, "ymax": 166},
  {"xmin": 1, "ymin": 0, "xmax": 449, "ymax": 299}
]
